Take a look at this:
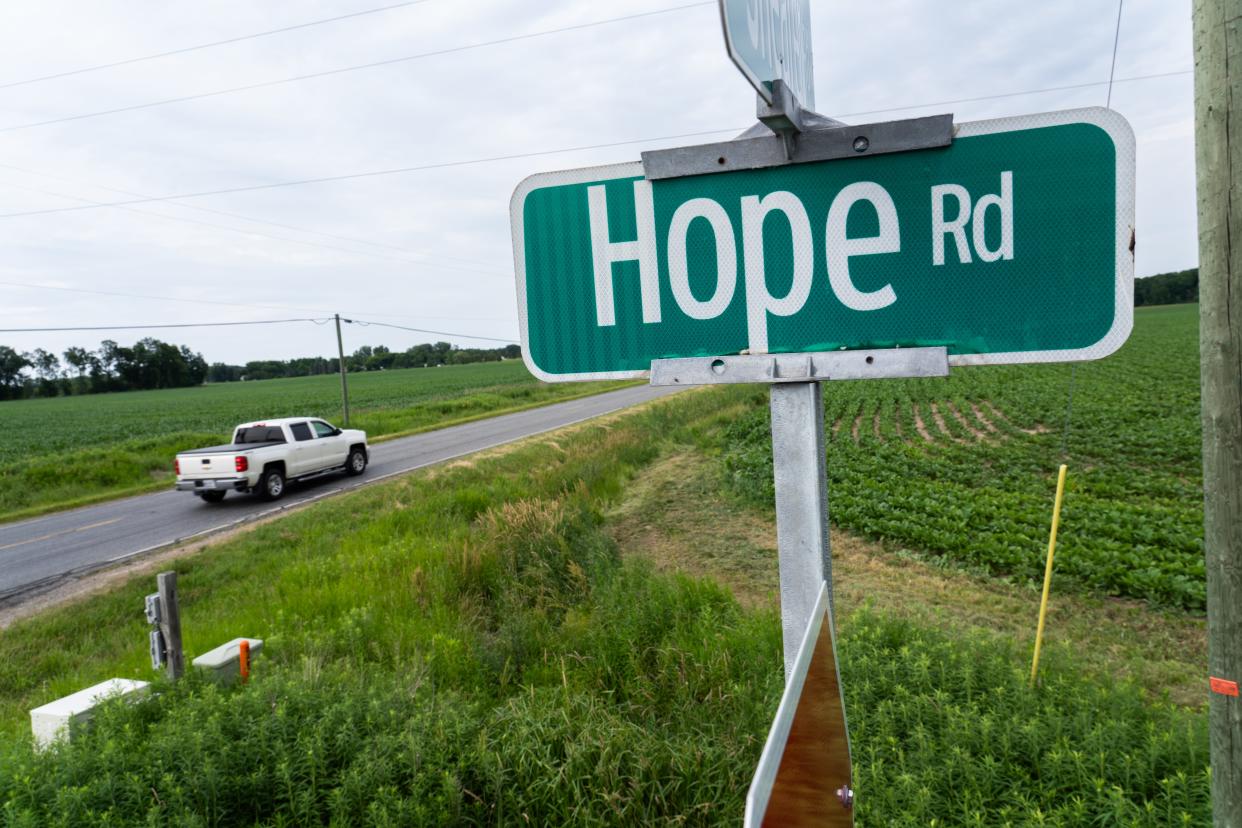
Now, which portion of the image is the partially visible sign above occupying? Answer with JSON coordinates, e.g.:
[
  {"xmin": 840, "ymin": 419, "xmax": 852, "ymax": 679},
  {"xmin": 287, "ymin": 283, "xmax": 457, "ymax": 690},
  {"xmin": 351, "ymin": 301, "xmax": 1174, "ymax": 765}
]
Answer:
[
  {"xmin": 718, "ymin": 0, "xmax": 815, "ymax": 110},
  {"xmin": 510, "ymin": 108, "xmax": 1135, "ymax": 382}
]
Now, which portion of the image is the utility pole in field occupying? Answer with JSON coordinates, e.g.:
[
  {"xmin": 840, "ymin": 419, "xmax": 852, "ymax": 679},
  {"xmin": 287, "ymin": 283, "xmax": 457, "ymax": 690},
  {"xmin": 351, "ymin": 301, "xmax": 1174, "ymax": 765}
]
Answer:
[
  {"xmin": 334, "ymin": 313, "xmax": 351, "ymax": 426},
  {"xmin": 1193, "ymin": 0, "xmax": 1242, "ymax": 824}
]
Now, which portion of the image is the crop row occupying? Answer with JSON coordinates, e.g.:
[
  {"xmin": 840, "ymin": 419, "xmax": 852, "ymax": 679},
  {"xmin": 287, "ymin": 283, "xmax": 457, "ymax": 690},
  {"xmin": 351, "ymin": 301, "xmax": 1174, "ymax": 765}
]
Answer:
[{"xmin": 721, "ymin": 304, "xmax": 1206, "ymax": 609}]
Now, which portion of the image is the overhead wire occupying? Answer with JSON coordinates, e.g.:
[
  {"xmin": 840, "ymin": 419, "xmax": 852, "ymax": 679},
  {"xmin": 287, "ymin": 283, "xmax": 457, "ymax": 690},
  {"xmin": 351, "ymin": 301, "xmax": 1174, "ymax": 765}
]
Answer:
[
  {"xmin": 346, "ymin": 318, "xmax": 517, "ymax": 343},
  {"xmin": 0, "ymin": 161, "xmax": 508, "ymax": 274},
  {"xmin": 0, "ymin": 2, "xmax": 715, "ymax": 135},
  {"xmin": 0, "ymin": 176, "xmax": 509, "ymax": 277},
  {"xmin": 0, "ymin": 279, "xmax": 513, "ymax": 323},
  {"xmin": 0, "ymin": 127, "xmax": 742, "ymax": 218},
  {"xmin": 0, "ymin": 318, "xmax": 324, "ymax": 333},
  {"xmin": 0, "ymin": 316, "xmax": 515, "ymax": 343},
  {"xmin": 0, "ymin": 67, "xmax": 1188, "ymax": 222},
  {"xmin": 832, "ymin": 67, "xmax": 1185, "ymax": 121},
  {"xmin": 1061, "ymin": 0, "xmax": 1126, "ymax": 460},
  {"xmin": 0, "ymin": 1, "xmax": 433, "ymax": 91}
]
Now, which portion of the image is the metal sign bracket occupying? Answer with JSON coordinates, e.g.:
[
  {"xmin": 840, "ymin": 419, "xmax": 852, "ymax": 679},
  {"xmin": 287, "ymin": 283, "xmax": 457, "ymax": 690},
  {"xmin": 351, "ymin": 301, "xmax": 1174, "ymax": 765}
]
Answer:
[
  {"xmin": 649, "ymin": 346, "xmax": 949, "ymax": 386},
  {"xmin": 641, "ymin": 82, "xmax": 955, "ymax": 181}
]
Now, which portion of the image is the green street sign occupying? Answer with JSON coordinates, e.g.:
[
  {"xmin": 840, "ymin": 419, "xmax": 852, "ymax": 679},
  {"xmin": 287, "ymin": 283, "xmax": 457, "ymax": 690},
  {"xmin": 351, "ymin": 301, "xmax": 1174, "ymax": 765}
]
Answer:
[
  {"xmin": 718, "ymin": 0, "xmax": 815, "ymax": 110},
  {"xmin": 511, "ymin": 108, "xmax": 1135, "ymax": 382}
]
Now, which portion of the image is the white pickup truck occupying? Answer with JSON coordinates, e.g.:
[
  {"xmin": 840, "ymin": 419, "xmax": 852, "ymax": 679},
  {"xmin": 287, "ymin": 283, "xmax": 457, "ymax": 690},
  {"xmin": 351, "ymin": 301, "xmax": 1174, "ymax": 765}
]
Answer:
[{"xmin": 174, "ymin": 417, "xmax": 368, "ymax": 503}]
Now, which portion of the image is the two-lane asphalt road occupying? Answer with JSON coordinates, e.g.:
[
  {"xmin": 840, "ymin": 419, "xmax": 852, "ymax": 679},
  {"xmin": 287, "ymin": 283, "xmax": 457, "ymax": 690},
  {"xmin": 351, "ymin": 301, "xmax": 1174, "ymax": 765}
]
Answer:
[{"xmin": 0, "ymin": 384, "xmax": 680, "ymax": 605}]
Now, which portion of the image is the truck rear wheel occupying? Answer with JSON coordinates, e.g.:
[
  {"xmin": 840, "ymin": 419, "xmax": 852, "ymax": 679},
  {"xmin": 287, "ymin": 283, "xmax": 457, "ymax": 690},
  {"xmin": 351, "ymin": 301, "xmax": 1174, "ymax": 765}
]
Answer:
[
  {"xmin": 200, "ymin": 490, "xmax": 226, "ymax": 503},
  {"xmin": 258, "ymin": 468, "xmax": 285, "ymax": 501}
]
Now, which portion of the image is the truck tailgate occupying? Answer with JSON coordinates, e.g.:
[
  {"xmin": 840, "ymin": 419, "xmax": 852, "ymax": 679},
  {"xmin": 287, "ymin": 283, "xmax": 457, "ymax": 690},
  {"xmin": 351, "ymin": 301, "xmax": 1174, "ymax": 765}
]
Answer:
[{"xmin": 178, "ymin": 453, "xmax": 239, "ymax": 480}]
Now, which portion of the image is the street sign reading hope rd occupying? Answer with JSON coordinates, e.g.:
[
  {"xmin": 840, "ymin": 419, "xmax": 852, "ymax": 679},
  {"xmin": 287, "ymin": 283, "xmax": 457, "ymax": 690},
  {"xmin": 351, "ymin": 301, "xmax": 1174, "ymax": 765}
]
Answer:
[{"xmin": 511, "ymin": 108, "xmax": 1135, "ymax": 382}]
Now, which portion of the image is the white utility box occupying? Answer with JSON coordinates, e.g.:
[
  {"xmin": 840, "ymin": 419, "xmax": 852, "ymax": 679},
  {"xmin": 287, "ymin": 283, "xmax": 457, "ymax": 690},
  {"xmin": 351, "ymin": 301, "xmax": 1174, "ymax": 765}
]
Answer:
[
  {"xmin": 29, "ymin": 678, "xmax": 150, "ymax": 748},
  {"xmin": 191, "ymin": 637, "xmax": 263, "ymax": 683}
]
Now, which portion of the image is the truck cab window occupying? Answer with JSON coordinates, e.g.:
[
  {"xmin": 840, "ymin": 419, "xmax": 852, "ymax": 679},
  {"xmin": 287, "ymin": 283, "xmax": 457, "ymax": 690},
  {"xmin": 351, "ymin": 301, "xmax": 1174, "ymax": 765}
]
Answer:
[
  {"xmin": 289, "ymin": 422, "xmax": 313, "ymax": 442},
  {"xmin": 311, "ymin": 421, "xmax": 335, "ymax": 438}
]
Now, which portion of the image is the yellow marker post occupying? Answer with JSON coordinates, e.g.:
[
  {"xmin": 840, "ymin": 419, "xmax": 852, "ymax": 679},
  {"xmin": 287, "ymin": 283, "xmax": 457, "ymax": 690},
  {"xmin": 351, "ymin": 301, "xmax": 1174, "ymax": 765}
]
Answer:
[{"xmin": 1030, "ymin": 464, "xmax": 1068, "ymax": 686}]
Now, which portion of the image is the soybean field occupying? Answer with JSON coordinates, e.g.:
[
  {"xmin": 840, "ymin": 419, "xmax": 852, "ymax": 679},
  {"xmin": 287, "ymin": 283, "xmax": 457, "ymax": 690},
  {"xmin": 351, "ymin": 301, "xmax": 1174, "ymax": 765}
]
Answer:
[{"xmin": 723, "ymin": 303, "xmax": 1204, "ymax": 609}]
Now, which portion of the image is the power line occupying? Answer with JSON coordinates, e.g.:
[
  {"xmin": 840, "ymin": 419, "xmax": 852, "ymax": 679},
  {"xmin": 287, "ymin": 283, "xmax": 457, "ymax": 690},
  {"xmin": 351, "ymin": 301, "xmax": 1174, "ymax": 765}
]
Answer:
[
  {"xmin": 0, "ymin": 2, "xmax": 715, "ymax": 135},
  {"xmin": 347, "ymin": 318, "xmax": 517, "ymax": 344},
  {"xmin": 832, "ymin": 67, "xmax": 1186, "ymax": 120},
  {"xmin": 0, "ymin": 314, "xmax": 517, "ymax": 344},
  {"xmin": 0, "ymin": 318, "xmax": 322, "ymax": 333},
  {"xmin": 0, "ymin": 66, "xmax": 1190, "ymax": 222},
  {"xmin": 1106, "ymin": 0, "xmax": 1126, "ymax": 108},
  {"xmin": 0, "ymin": 160, "xmax": 507, "ymax": 273},
  {"xmin": 0, "ymin": 126, "xmax": 743, "ymax": 218},
  {"xmin": 0, "ymin": 279, "xmax": 513, "ymax": 323},
  {"xmin": 0, "ymin": 1, "xmax": 433, "ymax": 91},
  {"xmin": 1063, "ymin": 0, "xmax": 1127, "ymax": 461},
  {"xmin": 0, "ymin": 176, "xmax": 509, "ymax": 277}
]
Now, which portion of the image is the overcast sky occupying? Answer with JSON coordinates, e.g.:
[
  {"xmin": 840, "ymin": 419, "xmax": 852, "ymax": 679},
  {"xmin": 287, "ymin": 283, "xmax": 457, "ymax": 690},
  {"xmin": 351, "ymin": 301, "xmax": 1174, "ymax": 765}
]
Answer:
[{"xmin": 0, "ymin": 0, "xmax": 1194, "ymax": 365}]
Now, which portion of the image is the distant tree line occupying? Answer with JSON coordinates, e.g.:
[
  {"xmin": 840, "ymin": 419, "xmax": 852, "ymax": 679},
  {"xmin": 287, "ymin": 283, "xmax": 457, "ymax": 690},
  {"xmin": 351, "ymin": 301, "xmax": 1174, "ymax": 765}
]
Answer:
[
  {"xmin": 207, "ymin": 341, "xmax": 521, "ymax": 382},
  {"xmin": 0, "ymin": 337, "xmax": 522, "ymax": 400},
  {"xmin": 1135, "ymin": 268, "xmax": 1198, "ymax": 306},
  {"xmin": 0, "ymin": 338, "xmax": 208, "ymax": 400}
]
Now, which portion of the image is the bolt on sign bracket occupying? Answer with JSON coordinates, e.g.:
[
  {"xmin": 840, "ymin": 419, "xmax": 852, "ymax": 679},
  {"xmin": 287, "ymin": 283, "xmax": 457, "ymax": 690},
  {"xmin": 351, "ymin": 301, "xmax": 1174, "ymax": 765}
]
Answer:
[{"xmin": 641, "ymin": 85, "xmax": 955, "ymax": 181}]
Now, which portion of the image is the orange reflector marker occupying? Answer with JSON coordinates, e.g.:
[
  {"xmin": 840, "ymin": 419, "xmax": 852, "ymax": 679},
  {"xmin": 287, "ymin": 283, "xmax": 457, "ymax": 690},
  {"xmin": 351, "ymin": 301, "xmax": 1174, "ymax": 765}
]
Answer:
[
  {"xmin": 1210, "ymin": 676, "xmax": 1238, "ymax": 697},
  {"xmin": 239, "ymin": 639, "xmax": 250, "ymax": 684}
]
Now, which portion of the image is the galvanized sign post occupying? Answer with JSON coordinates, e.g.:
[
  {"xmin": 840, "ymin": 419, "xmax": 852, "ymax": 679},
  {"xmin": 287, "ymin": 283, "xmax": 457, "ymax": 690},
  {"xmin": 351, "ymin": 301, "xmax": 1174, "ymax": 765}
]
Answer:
[{"xmin": 510, "ymin": 16, "xmax": 1134, "ymax": 820}]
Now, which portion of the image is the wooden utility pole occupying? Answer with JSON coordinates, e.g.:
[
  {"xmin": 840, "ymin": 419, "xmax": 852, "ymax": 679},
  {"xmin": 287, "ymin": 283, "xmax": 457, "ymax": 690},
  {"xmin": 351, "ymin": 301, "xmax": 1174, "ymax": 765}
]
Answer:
[
  {"xmin": 1194, "ymin": 1, "xmax": 1242, "ymax": 824},
  {"xmin": 335, "ymin": 313, "xmax": 351, "ymax": 427}
]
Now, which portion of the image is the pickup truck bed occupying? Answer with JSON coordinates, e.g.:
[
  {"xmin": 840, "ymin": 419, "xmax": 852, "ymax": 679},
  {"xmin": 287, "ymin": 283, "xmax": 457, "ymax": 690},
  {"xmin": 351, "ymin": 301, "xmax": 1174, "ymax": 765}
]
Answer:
[{"xmin": 178, "ymin": 441, "xmax": 283, "ymax": 455}]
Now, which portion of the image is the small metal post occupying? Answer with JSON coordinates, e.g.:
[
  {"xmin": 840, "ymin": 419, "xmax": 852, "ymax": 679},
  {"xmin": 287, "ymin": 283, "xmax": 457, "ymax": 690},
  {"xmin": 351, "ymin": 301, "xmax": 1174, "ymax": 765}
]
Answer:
[
  {"xmin": 335, "ymin": 313, "xmax": 351, "ymax": 427},
  {"xmin": 770, "ymin": 381, "xmax": 831, "ymax": 677},
  {"xmin": 156, "ymin": 571, "xmax": 184, "ymax": 680}
]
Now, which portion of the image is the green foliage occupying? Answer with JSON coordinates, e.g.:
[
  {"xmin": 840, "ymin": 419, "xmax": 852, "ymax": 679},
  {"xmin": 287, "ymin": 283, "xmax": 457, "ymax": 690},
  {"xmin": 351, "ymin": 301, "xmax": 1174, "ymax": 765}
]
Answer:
[
  {"xmin": 0, "ymin": 383, "xmax": 1211, "ymax": 825},
  {"xmin": 0, "ymin": 360, "xmax": 630, "ymax": 519},
  {"xmin": 722, "ymin": 305, "xmax": 1206, "ymax": 608},
  {"xmin": 843, "ymin": 611, "xmax": 1208, "ymax": 826},
  {"xmin": 1135, "ymin": 268, "xmax": 1198, "ymax": 306}
]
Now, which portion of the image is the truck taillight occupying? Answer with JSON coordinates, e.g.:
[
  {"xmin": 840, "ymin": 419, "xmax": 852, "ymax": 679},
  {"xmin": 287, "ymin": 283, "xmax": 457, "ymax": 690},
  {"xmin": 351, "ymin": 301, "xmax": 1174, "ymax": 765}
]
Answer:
[
  {"xmin": 174, "ymin": 458, "xmax": 180, "ymax": 475},
  {"xmin": 235, "ymin": 456, "xmax": 249, "ymax": 472}
]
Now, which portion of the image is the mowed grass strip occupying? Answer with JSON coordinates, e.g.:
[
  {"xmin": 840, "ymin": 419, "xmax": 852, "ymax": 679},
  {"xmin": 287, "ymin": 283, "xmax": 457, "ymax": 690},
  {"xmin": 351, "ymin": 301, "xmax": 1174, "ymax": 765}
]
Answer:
[
  {"xmin": 0, "ymin": 386, "xmax": 1210, "ymax": 826},
  {"xmin": 0, "ymin": 360, "xmax": 634, "ymax": 521}
]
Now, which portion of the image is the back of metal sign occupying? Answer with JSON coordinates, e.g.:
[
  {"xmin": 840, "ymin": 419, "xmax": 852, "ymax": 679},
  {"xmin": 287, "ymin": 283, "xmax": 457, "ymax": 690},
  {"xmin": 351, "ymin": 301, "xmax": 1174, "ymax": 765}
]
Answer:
[{"xmin": 745, "ymin": 583, "xmax": 853, "ymax": 827}]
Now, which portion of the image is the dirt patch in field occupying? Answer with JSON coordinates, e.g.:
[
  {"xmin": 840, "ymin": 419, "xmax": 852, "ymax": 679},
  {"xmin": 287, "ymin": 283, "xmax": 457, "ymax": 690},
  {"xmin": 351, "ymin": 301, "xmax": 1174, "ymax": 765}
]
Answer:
[
  {"xmin": 969, "ymin": 401, "xmax": 1002, "ymax": 434},
  {"xmin": 982, "ymin": 399, "xmax": 1050, "ymax": 435},
  {"xmin": 944, "ymin": 400, "xmax": 989, "ymax": 441},
  {"xmin": 911, "ymin": 403, "xmax": 935, "ymax": 443},
  {"xmin": 929, "ymin": 402, "xmax": 968, "ymax": 444}
]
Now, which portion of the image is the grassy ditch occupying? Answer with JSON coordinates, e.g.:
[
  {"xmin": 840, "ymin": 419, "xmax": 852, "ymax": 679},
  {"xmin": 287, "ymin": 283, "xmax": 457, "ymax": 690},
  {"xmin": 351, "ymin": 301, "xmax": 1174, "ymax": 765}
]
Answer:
[{"xmin": 0, "ymin": 387, "xmax": 1210, "ymax": 825}]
